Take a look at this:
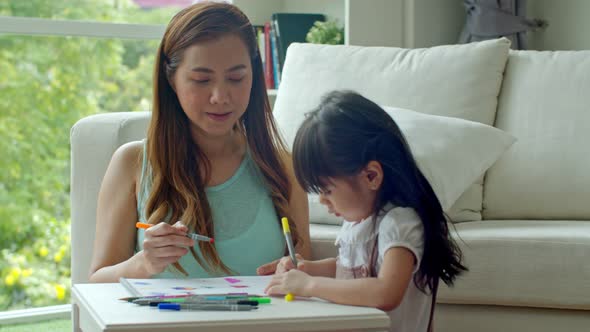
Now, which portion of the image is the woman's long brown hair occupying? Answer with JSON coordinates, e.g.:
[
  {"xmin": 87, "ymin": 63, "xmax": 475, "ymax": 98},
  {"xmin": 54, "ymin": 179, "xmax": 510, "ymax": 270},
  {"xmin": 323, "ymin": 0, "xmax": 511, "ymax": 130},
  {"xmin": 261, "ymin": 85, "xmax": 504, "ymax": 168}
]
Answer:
[{"xmin": 145, "ymin": 2, "xmax": 299, "ymax": 275}]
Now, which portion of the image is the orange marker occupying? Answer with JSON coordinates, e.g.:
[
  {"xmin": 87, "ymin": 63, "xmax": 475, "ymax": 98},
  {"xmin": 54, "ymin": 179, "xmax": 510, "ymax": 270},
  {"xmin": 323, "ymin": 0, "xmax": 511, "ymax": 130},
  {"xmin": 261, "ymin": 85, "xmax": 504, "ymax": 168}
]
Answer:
[{"xmin": 136, "ymin": 222, "xmax": 214, "ymax": 244}]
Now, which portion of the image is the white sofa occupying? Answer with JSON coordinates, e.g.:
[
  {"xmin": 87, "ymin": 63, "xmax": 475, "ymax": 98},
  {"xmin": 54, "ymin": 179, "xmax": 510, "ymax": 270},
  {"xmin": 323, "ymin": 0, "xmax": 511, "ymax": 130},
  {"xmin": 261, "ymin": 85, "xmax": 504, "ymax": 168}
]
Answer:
[{"xmin": 70, "ymin": 38, "xmax": 590, "ymax": 331}]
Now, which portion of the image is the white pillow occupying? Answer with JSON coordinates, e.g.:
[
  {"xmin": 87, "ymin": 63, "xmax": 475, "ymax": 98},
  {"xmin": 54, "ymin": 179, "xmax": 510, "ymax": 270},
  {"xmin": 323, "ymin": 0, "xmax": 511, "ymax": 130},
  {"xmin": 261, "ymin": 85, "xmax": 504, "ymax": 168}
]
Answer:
[
  {"xmin": 275, "ymin": 39, "xmax": 511, "ymax": 222},
  {"xmin": 307, "ymin": 106, "xmax": 516, "ymax": 224}
]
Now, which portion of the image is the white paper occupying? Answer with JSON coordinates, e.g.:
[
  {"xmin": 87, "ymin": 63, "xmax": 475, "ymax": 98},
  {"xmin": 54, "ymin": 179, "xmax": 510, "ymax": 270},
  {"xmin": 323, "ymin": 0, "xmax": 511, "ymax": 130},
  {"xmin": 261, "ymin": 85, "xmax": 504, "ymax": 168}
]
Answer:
[{"xmin": 120, "ymin": 275, "xmax": 273, "ymax": 297}]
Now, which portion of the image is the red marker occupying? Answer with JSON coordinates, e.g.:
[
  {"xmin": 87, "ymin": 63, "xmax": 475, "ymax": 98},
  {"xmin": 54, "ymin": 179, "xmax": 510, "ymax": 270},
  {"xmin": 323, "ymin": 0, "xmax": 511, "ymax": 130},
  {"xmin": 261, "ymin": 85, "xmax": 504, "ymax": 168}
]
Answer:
[{"xmin": 136, "ymin": 222, "xmax": 214, "ymax": 244}]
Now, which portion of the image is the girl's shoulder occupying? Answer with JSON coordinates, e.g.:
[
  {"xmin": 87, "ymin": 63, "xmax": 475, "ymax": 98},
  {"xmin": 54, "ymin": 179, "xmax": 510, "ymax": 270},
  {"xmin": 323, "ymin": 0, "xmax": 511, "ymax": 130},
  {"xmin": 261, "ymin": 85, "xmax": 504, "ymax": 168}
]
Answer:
[
  {"xmin": 336, "ymin": 219, "xmax": 376, "ymax": 245},
  {"xmin": 378, "ymin": 206, "xmax": 423, "ymax": 241}
]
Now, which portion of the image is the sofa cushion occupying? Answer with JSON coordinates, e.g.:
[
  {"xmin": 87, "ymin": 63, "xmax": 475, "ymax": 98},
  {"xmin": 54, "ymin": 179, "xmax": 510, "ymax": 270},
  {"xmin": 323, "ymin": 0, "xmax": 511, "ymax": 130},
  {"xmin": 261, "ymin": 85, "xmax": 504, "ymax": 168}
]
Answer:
[
  {"xmin": 484, "ymin": 50, "xmax": 590, "ymax": 220},
  {"xmin": 311, "ymin": 220, "xmax": 590, "ymax": 310},
  {"xmin": 437, "ymin": 220, "xmax": 590, "ymax": 310},
  {"xmin": 308, "ymin": 106, "xmax": 516, "ymax": 225},
  {"xmin": 274, "ymin": 38, "xmax": 511, "ymax": 223},
  {"xmin": 384, "ymin": 106, "xmax": 515, "ymax": 213}
]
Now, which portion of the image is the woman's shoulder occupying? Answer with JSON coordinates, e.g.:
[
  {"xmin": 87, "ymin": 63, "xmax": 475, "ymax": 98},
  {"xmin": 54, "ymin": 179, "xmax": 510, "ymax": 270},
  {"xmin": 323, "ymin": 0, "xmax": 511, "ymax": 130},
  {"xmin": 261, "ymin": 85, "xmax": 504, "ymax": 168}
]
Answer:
[
  {"xmin": 114, "ymin": 140, "xmax": 144, "ymax": 164},
  {"xmin": 108, "ymin": 140, "xmax": 144, "ymax": 178}
]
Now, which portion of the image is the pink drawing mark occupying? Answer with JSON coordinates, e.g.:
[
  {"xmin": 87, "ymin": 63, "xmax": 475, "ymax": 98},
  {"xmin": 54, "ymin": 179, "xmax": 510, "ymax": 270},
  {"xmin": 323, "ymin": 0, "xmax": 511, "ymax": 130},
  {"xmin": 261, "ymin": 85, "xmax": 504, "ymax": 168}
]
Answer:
[{"xmin": 224, "ymin": 277, "xmax": 242, "ymax": 284}]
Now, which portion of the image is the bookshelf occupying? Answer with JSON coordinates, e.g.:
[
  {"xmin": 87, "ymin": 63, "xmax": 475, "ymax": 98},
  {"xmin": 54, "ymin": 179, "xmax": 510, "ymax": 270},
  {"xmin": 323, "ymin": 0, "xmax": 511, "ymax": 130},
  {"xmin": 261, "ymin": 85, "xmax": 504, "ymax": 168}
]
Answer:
[
  {"xmin": 233, "ymin": 0, "xmax": 404, "ymax": 105},
  {"xmin": 234, "ymin": 0, "xmax": 467, "ymax": 51},
  {"xmin": 232, "ymin": 0, "xmax": 465, "ymax": 106},
  {"xmin": 233, "ymin": 0, "xmax": 403, "ymax": 48}
]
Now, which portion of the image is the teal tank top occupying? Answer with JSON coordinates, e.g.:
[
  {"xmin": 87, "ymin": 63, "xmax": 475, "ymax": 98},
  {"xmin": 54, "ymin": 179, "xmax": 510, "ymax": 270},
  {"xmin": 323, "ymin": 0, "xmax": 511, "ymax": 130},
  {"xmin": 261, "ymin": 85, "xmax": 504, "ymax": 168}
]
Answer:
[{"xmin": 136, "ymin": 140, "xmax": 285, "ymax": 278}]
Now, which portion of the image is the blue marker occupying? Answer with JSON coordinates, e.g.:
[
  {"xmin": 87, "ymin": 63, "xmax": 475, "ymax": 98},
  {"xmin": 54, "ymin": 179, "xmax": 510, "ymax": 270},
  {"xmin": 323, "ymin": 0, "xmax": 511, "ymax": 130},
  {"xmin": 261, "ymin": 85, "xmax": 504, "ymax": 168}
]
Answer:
[{"xmin": 158, "ymin": 303, "xmax": 256, "ymax": 311}]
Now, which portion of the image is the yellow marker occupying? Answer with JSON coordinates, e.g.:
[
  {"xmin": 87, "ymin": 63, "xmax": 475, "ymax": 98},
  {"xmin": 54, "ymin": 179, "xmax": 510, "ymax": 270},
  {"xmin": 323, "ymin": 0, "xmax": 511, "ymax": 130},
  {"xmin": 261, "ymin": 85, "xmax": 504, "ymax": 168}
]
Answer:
[{"xmin": 281, "ymin": 217, "xmax": 297, "ymax": 302}]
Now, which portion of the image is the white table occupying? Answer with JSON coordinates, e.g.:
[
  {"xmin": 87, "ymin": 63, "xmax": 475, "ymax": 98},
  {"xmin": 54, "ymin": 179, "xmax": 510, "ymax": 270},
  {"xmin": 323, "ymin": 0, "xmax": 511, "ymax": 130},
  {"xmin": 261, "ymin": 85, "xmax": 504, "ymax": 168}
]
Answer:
[{"xmin": 72, "ymin": 283, "xmax": 390, "ymax": 332}]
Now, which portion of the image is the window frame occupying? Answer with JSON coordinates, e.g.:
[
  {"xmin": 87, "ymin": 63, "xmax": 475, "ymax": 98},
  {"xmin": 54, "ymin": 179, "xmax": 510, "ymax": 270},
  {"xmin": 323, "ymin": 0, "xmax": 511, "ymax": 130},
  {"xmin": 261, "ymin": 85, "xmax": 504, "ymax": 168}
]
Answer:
[
  {"xmin": 0, "ymin": 15, "xmax": 165, "ymax": 39},
  {"xmin": 0, "ymin": 14, "xmax": 165, "ymax": 324}
]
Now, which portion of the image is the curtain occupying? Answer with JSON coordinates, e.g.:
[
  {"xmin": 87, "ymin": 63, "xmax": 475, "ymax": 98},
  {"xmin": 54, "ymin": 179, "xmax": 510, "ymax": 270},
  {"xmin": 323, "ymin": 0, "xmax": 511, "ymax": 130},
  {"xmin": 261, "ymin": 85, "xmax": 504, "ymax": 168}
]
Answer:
[{"xmin": 459, "ymin": 0, "xmax": 548, "ymax": 49}]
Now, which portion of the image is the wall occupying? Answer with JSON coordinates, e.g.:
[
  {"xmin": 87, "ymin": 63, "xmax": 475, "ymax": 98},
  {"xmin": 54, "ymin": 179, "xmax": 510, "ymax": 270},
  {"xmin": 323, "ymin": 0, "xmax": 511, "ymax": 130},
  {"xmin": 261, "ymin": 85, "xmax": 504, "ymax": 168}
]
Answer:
[
  {"xmin": 346, "ymin": 0, "xmax": 404, "ymax": 47},
  {"xmin": 409, "ymin": 0, "xmax": 465, "ymax": 48},
  {"xmin": 283, "ymin": 0, "xmax": 344, "ymax": 26},
  {"xmin": 404, "ymin": 0, "xmax": 590, "ymax": 51},
  {"xmin": 527, "ymin": 0, "xmax": 590, "ymax": 50},
  {"xmin": 232, "ymin": 0, "xmax": 281, "ymax": 25},
  {"xmin": 233, "ymin": 0, "xmax": 344, "ymax": 26}
]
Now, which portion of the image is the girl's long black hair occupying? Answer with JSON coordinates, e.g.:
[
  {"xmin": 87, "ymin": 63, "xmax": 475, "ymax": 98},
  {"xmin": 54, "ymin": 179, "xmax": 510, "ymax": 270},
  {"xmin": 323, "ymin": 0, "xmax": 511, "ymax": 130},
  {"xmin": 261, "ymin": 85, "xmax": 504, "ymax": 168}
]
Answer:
[{"xmin": 292, "ymin": 90, "xmax": 467, "ymax": 293}]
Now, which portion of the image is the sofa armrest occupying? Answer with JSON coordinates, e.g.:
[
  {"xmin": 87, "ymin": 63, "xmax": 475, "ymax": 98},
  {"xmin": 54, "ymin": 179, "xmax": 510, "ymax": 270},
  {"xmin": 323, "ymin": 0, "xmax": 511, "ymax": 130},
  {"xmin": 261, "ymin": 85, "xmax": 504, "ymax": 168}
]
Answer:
[
  {"xmin": 309, "ymin": 224, "xmax": 339, "ymax": 260},
  {"xmin": 70, "ymin": 111, "xmax": 150, "ymax": 284}
]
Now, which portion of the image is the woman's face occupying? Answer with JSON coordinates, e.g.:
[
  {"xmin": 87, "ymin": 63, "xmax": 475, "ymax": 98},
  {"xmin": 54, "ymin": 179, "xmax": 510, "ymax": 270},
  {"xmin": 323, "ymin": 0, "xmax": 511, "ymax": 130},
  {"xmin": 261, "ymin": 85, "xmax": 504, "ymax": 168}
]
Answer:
[{"xmin": 172, "ymin": 33, "xmax": 253, "ymax": 139}]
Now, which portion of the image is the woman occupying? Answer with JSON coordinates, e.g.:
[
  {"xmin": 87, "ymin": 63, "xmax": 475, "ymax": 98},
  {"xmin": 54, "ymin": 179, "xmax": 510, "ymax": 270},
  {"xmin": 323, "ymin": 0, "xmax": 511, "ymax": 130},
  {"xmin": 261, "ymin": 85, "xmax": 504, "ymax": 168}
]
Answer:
[{"xmin": 89, "ymin": 2, "xmax": 310, "ymax": 282}]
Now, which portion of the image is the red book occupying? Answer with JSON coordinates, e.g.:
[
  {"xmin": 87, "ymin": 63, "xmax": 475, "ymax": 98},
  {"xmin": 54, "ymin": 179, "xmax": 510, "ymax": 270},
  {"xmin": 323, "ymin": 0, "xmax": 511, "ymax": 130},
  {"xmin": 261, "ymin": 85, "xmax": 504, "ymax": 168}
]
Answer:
[{"xmin": 264, "ymin": 22, "xmax": 274, "ymax": 90}]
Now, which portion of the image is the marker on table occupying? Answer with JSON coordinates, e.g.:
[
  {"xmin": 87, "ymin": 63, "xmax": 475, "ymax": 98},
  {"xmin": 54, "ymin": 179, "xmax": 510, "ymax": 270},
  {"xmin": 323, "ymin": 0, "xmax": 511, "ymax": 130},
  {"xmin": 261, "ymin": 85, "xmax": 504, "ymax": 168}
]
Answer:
[
  {"xmin": 158, "ymin": 303, "xmax": 256, "ymax": 311},
  {"xmin": 134, "ymin": 298, "xmax": 260, "ymax": 306},
  {"xmin": 123, "ymin": 294, "xmax": 269, "ymax": 303},
  {"xmin": 203, "ymin": 296, "xmax": 271, "ymax": 303},
  {"xmin": 281, "ymin": 217, "xmax": 297, "ymax": 302},
  {"xmin": 136, "ymin": 222, "xmax": 214, "ymax": 244}
]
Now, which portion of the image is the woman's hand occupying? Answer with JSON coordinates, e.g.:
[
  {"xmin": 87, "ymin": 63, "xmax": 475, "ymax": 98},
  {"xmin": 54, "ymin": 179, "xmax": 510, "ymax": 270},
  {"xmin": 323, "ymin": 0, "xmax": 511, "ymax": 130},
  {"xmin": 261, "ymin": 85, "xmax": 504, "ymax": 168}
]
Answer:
[
  {"xmin": 139, "ymin": 221, "xmax": 194, "ymax": 276},
  {"xmin": 265, "ymin": 269, "xmax": 313, "ymax": 297}
]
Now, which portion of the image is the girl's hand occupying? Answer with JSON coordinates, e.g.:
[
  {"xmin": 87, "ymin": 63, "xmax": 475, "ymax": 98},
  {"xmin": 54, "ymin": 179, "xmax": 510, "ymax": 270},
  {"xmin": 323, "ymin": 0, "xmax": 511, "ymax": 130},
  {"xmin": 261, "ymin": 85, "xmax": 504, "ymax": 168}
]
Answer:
[
  {"xmin": 264, "ymin": 269, "xmax": 313, "ymax": 297},
  {"xmin": 275, "ymin": 254, "xmax": 306, "ymax": 274},
  {"xmin": 139, "ymin": 221, "xmax": 194, "ymax": 275},
  {"xmin": 256, "ymin": 253, "xmax": 305, "ymax": 275}
]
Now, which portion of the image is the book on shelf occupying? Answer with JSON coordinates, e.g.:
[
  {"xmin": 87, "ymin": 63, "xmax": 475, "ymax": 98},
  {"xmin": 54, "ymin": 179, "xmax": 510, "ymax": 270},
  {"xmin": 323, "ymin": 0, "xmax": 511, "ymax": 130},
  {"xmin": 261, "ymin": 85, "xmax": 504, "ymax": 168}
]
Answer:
[
  {"xmin": 253, "ymin": 25, "xmax": 265, "ymax": 71},
  {"xmin": 271, "ymin": 13, "xmax": 326, "ymax": 74},
  {"xmin": 269, "ymin": 19, "xmax": 281, "ymax": 89},
  {"xmin": 263, "ymin": 21, "xmax": 275, "ymax": 90}
]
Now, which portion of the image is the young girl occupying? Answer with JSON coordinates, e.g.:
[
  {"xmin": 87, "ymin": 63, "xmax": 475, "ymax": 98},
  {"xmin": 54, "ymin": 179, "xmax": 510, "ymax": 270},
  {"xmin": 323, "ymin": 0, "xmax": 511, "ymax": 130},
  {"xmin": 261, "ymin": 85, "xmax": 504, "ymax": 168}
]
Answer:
[{"xmin": 265, "ymin": 90, "xmax": 467, "ymax": 332}]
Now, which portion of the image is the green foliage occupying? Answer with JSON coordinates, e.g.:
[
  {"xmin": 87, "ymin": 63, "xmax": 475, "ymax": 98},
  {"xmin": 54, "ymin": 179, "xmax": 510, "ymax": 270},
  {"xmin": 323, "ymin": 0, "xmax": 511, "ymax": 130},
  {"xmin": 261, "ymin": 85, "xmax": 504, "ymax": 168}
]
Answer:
[
  {"xmin": 0, "ymin": 317, "xmax": 71, "ymax": 332},
  {"xmin": 0, "ymin": 0, "xmax": 174, "ymax": 310},
  {"xmin": 305, "ymin": 20, "xmax": 344, "ymax": 45}
]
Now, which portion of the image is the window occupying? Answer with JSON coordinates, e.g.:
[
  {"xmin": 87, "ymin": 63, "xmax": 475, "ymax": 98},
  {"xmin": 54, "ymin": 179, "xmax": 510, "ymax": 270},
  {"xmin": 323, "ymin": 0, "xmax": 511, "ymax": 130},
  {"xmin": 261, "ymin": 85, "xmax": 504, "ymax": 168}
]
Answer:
[{"xmin": 0, "ymin": 0, "xmax": 198, "ymax": 318}]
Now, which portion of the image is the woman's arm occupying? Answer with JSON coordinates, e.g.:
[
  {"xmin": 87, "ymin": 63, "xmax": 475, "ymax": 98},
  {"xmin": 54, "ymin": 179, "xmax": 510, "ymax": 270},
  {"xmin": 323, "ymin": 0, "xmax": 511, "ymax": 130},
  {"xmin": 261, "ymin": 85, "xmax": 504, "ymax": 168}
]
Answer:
[
  {"xmin": 89, "ymin": 141, "xmax": 146, "ymax": 282},
  {"xmin": 267, "ymin": 247, "xmax": 415, "ymax": 311},
  {"xmin": 88, "ymin": 142, "xmax": 192, "ymax": 282},
  {"xmin": 256, "ymin": 153, "xmax": 310, "ymax": 275}
]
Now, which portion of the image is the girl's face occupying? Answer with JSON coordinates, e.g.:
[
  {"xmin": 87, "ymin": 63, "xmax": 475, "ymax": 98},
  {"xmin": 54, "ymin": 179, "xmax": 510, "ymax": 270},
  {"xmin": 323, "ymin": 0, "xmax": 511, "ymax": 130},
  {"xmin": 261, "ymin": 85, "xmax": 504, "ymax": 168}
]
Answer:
[
  {"xmin": 318, "ymin": 162, "xmax": 383, "ymax": 222},
  {"xmin": 172, "ymin": 33, "xmax": 253, "ymax": 139}
]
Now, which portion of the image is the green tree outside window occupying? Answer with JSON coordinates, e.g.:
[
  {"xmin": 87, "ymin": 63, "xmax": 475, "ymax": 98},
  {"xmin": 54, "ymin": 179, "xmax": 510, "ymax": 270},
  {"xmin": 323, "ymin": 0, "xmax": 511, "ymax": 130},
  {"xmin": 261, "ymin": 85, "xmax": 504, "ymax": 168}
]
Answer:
[{"xmin": 0, "ymin": 0, "xmax": 178, "ymax": 310}]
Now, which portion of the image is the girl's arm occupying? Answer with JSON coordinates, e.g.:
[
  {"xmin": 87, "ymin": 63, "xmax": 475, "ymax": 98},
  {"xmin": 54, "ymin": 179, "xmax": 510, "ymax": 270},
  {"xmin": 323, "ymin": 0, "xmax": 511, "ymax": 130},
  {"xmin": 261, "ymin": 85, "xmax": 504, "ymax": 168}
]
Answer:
[
  {"xmin": 267, "ymin": 247, "xmax": 415, "ymax": 311},
  {"xmin": 274, "ymin": 255, "xmax": 338, "ymax": 277},
  {"xmin": 300, "ymin": 257, "xmax": 337, "ymax": 277}
]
